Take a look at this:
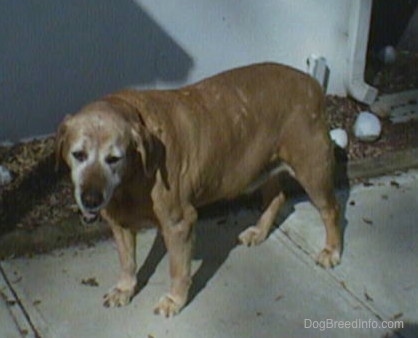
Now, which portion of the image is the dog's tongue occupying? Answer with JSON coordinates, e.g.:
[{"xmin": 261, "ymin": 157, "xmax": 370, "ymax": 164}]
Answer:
[{"xmin": 80, "ymin": 210, "xmax": 99, "ymax": 225}]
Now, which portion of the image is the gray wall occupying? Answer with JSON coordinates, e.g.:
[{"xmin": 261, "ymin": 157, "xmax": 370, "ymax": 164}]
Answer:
[
  {"xmin": 0, "ymin": 0, "xmax": 193, "ymax": 142},
  {"xmin": 1, "ymin": 0, "xmax": 378, "ymax": 142}
]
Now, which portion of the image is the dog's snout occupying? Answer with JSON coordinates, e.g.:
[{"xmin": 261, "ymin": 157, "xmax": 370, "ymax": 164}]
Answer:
[{"xmin": 81, "ymin": 190, "xmax": 104, "ymax": 209}]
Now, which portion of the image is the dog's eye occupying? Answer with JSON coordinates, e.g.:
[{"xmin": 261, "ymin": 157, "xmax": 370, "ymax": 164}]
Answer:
[
  {"xmin": 72, "ymin": 151, "xmax": 87, "ymax": 162},
  {"xmin": 105, "ymin": 155, "xmax": 121, "ymax": 165}
]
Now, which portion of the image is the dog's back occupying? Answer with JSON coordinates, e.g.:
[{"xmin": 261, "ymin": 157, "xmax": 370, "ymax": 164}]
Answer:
[
  {"xmin": 109, "ymin": 63, "xmax": 327, "ymax": 205},
  {"xmin": 190, "ymin": 63, "xmax": 327, "ymax": 202}
]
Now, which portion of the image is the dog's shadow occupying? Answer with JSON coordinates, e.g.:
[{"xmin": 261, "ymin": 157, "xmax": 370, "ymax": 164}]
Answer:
[
  {"xmin": 188, "ymin": 199, "xmax": 269, "ymax": 304},
  {"xmin": 135, "ymin": 148, "xmax": 351, "ymax": 308},
  {"xmin": 134, "ymin": 196, "xmax": 287, "ymax": 306},
  {"xmin": 134, "ymin": 197, "xmax": 270, "ymax": 300}
]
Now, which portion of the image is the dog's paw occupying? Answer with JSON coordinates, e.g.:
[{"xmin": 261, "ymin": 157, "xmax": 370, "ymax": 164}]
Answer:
[
  {"xmin": 316, "ymin": 246, "xmax": 341, "ymax": 269},
  {"xmin": 238, "ymin": 226, "xmax": 267, "ymax": 246},
  {"xmin": 153, "ymin": 294, "xmax": 185, "ymax": 318},
  {"xmin": 103, "ymin": 287, "xmax": 134, "ymax": 308}
]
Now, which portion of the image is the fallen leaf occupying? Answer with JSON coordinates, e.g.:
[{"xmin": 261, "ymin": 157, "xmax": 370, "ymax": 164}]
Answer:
[
  {"xmin": 275, "ymin": 294, "xmax": 284, "ymax": 301},
  {"xmin": 11, "ymin": 276, "xmax": 22, "ymax": 284},
  {"xmin": 81, "ymin": 277, "xmax": 99, "ymax": 287},
  {"xmin": 364, "ymin": 291, "xmax": 373, "ymax": 302},
  {"xmin": 362, "ymin": 218, "xmax": 373, "ymax": 225},
  {"xmin": 390, "ymin": 181, "xmax": 400, "ymax": 188},
  {"xmin": 340, "ymin": 281, "xmax": 348, "ymax": 290},
  {"xmin": 392, "ymin": 312, "xmax": 403, "ymax": 320}
]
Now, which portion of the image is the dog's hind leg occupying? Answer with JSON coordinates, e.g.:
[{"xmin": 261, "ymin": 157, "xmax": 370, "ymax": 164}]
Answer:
[
  {"xmin": 301, "ymin": 179, "xmax": 341, "ymax": 268},
  {"xmin": 239, "ymin": 177, "xmax": 286, "ymax": 246},
  {"xmin": 315, "ymin": 197, "xmax": 341, "ymax": 268},
  {"xmin": 288, "ymin": 143, "xmax": 341, "ymax": 268}
]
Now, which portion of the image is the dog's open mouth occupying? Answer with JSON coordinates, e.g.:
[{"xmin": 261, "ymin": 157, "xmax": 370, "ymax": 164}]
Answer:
[{"xmin": 79, "ymin": 210, "xmax": 100, "ymax": 225}]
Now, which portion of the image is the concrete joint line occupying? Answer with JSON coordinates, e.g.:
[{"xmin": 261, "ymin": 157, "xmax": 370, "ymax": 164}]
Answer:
[
  {"xmin": 0, "ymin": 263, "xmax": 41, "ymax": 338},
  {"xmin": 274, "ymin": 230, "xmax": 391, "ymax": 324}
]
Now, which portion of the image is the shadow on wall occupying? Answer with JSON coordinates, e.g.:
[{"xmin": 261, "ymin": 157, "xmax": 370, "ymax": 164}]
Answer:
[{"xmin": 0, "ymin": 0, "xmax": 193, "ymax": 141}]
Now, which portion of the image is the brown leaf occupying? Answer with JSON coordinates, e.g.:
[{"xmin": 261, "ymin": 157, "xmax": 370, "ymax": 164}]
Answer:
[
  {"xmin": 362, "ymin": 218, "xmax": 373, "ymax": 225},
  {"xmin": 392, "ymin": 312, "xmax": 403, "ymax": 320},
  {"xmin": 275, "ymin": 294, "xmax": 284, "ymax": 301},
  {"xmin": 340, "ymin": 281, "xmax": 348, "ymax": 290},
  {"xmin": 390, "ymin": 180, "xmax": 400, "ymax": 188},
  {"xmin": 364, "ymin": 291, "xmax": 373, "ymax": 302},
  {"xmin": 81, "ymin": 277, "xmax": 99, "ymax": 287},
  {"xmin": 33, "ymin": 299, "xmax": 42, "ymax": 306}
]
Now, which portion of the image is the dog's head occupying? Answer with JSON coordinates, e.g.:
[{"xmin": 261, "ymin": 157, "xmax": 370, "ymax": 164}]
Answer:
[{"xmin": 56, "ymin": 101, "xmax": 158, "ymax": 223}]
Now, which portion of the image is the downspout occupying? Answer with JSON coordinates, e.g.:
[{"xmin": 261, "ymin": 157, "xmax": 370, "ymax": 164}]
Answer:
[{"xmin": 346, "ymin": 0, "xmax": 378, "ymax": 104}]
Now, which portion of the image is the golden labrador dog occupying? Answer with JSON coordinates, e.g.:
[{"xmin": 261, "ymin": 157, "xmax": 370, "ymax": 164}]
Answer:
[{"xmin": 56, "ymin": 63, "xmax": 341, "ymax": 317}]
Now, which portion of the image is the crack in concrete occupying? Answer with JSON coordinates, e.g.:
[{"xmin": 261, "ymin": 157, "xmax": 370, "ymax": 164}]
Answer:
[{"xmin": 0, "ymin": 264, "xmax": 42, "ymax": 338}]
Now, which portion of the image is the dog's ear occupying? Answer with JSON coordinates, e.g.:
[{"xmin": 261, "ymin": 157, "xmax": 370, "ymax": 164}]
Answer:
[
  {"xmin": 131, "ymin": 122, "xmax": 161, "ymax": 178},
  {"xmin": 55, "ymin": 115, "xmax": 71, "ymax": 171}
]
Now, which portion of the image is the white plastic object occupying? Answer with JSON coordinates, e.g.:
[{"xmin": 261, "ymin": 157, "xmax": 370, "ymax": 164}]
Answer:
[
  {"xmin": 353, "ymin": 111, "xmax": 382, "ymax": 142},
  {"xmin": 329, "ymin": 128, "xmax": 348, "ymax": 149},
  {"xmin": 0, "ymin": 165, "xmax": 12, "ymax": 186}
]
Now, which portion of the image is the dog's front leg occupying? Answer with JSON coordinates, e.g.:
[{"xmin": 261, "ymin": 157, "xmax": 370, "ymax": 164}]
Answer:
[
  {"xmin": 102, "ymin": 211, "xmax": 137, "ymax": 307},
  {"xmin": 153, "ymin": 205, "xmax": 197, "ymax": 317}
]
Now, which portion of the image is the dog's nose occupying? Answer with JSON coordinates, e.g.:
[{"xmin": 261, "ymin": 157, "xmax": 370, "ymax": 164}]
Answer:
[{"xmin": 81, "ymin": 190, "xmax": 104, "ymax": 209}]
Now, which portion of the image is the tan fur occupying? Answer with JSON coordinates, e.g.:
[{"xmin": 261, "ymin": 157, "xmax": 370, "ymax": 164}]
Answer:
[{"xmin": 56, "ymin": 62, "xmax": 341, "ymax": 317}]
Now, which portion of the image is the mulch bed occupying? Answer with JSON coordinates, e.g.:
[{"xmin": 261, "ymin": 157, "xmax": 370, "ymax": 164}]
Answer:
[
  {"xmin": 1, "ymin": 50, "xmax": 417, "ymax": 239},
  {"xmin": 0, "ymin": 139, "xmax": 74, "ymax": 236}
]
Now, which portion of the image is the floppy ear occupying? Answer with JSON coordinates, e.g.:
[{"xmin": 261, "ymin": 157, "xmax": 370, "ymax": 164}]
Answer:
[
  {"xmin": 131, "ymin": 122, "xmax": 160, "ymax": 177},
  {"xmin": 55, "ymin": 115, "xmax": 71, "ymax": 171}
]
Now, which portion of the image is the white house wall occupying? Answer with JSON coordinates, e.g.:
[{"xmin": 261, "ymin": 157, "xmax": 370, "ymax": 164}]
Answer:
[
  {"xmin": 0, "ymin": 0, "xmax": 370, "ymax": 141},
  {"xmin": 137, "ymin": 0, "xmax": 353, "ymax": 95}
]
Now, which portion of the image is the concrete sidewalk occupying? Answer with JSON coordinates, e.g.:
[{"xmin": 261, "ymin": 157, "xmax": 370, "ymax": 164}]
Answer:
[{"xmin": 1, "ymin": 171, "xmax": 418, "ymax": 338}]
